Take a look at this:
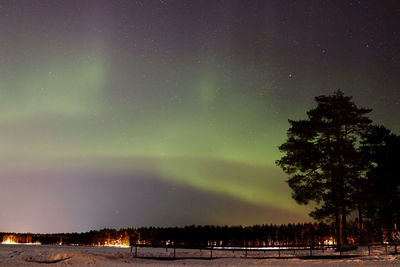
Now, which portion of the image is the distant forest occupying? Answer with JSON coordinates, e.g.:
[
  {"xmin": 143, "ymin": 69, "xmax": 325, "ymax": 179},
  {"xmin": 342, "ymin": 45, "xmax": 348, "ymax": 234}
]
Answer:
[{"xmin": 0, "ymin": 221, "xmax": 393, "ymax": 248}]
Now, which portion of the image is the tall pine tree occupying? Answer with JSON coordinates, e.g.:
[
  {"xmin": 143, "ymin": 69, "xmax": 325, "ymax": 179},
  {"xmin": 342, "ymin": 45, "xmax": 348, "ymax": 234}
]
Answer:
[{"xmin": 277, "ymin": 90, "xmax": 372, "ymax": 248}]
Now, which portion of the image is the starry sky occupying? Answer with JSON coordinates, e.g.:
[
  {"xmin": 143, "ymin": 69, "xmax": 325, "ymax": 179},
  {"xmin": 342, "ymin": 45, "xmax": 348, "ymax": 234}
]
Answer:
[{"xmin": 0, "ymin": 0, "xmax": 399, "ymax": 233}]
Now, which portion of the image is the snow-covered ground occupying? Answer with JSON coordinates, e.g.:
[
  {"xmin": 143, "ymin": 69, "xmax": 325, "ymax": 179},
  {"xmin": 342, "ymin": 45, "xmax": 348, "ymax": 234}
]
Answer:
[{"xmin": 1, "ymin": 244, "xmax": 400, "ymax": 266}]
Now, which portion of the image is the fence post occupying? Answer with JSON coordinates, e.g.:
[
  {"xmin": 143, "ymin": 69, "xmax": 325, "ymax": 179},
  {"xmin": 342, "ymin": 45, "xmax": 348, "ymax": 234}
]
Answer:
[
  {"xmin": 134, "ymin": 246, "xmax": 137, "ymax": 258},
  {"xmin": 278, "ymin": 246, "xmax": 281, "ymax": 258},
  {"xmin": 210, "ymin": 246, "xmax": 213, "ymax": 259},
  {"xmin": 245, "ymin": 249, "xmax": 247, "ymax": 259},
  {"xmin": 368, "ymin": 245, "xmax": 371, "ymax": 256},
  {"xmin": 173, "ymin": 247, "xmax": 176, "ymax": 258},
  {"xmin": 310, "ymin": 246, "xmax": 312, "ymax": 257}
]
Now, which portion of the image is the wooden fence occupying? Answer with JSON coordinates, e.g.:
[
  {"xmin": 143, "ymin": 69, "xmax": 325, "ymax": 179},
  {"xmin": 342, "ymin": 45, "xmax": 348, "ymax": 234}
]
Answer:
[{"xmin": 130, "ymin": 243, "xmax": 399, "ymax": 260}]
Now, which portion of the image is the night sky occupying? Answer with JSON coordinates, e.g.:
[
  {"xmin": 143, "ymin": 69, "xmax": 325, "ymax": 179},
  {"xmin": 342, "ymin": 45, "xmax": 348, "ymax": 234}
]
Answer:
[{"xmin": 0, "ymin": 0, "xmax": 399, "ymax": 233}]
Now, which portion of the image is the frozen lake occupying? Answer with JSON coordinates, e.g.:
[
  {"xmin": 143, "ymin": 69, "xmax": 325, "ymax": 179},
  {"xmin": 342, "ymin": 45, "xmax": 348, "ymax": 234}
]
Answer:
[{"xmin": 1, "ymin": 244, "xmax": 400, "ymax": 266}]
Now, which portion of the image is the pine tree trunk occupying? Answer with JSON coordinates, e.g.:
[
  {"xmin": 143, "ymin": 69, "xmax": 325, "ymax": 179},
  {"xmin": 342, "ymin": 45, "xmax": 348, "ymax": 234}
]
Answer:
[
  {"xmin": 335, "ymin": 208, "xmax": 342, "ymax": 249},
  {"xmin": 342, "ymin": 206, "xmax": 348, "ymax": 245},
  {"xmin": 358, "ymin": 206, "xmax": 364, "ymax": 245}
]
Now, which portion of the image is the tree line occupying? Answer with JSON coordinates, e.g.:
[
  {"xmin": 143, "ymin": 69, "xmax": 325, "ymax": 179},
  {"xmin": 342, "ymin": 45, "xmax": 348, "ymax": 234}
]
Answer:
[
  {"xmin": 0, "ymin": 221, "xmax": 392, "ymax": 247},
  {"xmin": 277, "ymin": 90, "xmax": 400, "ymax": 248}
]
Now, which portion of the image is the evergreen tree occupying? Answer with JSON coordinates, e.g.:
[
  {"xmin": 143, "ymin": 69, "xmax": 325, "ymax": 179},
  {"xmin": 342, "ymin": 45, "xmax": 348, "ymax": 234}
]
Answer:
[
  {"xmin": 361, "ymin": 125, "xmax": 400, "ymax": 233},
  {"xmin": 276, "ymin": 90, "xmax": 372, "ymax": 248}
]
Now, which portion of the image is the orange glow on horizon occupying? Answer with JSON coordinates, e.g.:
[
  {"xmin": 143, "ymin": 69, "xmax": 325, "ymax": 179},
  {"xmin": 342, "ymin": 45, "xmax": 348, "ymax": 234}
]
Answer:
[
  {"xmin": 2, "ymin": 238, "xmax": 16, "ymax": 244},
  {"xmin": 1, "ymin": 236, "xmax": 41, "ymax": 245}
]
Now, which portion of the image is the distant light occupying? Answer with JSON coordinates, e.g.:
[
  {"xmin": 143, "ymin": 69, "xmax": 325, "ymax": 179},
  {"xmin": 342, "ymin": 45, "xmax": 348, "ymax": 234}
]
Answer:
[
  {"xmin": 325, "ymin": 239, "xmax": 334, "ymax": 245},
  {"xmin": 100, "ymin": 239, "xmax": 130, "ymax": 248},
  {"xmin": 2, "ymin": 238, "xmax": 15, "ymax": 244},
  {"xmin": 102, "ymin": 244, "xmax": 130, "ymax": 248},
  {"xmin": 1, "ymin": 238, "xmax": 41, "ymax": 245}
]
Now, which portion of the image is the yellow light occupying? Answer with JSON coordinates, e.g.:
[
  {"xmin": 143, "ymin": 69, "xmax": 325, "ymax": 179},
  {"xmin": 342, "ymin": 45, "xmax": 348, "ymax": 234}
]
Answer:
[
  {"xmin": 1, "ymin": 238, "xmax": 41, "ymax": 245},
  {"xmin": 97, "ymin": 239, "xmax": 130, "ymax": 248},
  {"xmin": 324, "ymin": 239, "xmax": 334, "ymax": 245},
  {"xmin": 2, "ymin": 238, "xmax": 16, "ymax": 244},
  {"xmin": 104, "ymin": 244, "xmax": 130, "ymax": 248}
]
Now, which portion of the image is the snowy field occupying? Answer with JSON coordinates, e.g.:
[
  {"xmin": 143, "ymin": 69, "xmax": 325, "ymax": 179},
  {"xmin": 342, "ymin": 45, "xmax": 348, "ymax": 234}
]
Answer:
[{"xmin": 1, "ymin": 244, "xmax": 400, "ymax": 266}]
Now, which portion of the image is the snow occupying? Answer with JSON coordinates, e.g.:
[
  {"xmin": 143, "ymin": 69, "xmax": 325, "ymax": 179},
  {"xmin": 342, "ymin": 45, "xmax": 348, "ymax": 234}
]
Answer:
[{"xmin": 1, "ymin": 244, "xmax": 400, "ymax": 266}]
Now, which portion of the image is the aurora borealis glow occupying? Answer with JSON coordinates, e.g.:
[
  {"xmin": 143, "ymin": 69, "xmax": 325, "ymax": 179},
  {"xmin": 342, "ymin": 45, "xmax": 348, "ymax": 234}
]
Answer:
[{"xmin": 0, "ymin": 0, "xmax": 399, "ymax": 233}]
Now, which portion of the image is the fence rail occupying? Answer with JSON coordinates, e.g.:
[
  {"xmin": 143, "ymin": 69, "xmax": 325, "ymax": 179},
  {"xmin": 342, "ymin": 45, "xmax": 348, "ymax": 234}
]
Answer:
[{"xmin": 130, "ymin": 243, "xmax": 400, "ymax": 260}]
